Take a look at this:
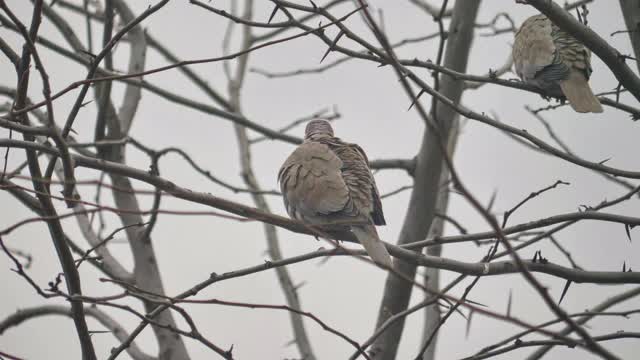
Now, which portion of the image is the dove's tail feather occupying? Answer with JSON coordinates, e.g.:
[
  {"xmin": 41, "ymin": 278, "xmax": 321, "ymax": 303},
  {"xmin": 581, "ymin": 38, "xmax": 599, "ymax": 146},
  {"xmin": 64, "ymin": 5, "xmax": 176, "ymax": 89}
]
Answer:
[
  {"xmin": 560, "ymin": 71, "xmax": 603, "ymax": 113},
  {"xmin": 352, "ymin": 225, "xmax": 393, "ymax": 269}
]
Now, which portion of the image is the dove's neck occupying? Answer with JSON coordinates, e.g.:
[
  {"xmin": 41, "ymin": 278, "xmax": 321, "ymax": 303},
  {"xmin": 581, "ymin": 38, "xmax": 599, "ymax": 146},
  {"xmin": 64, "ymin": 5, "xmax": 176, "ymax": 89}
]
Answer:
[{"xmin": 305, "ymin": 133, "xmax": 334, "ymax": 141}]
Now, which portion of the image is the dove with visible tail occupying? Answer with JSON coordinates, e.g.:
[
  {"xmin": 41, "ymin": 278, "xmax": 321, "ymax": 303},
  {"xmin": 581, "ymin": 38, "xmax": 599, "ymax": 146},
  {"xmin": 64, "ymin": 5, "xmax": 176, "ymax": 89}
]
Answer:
[
  {"xmin": 513, "ymin": 14, "xmax": 603, "ymax": 113},
  {"xmin": 278, "ymin": 120, "xmax": 393, "ymax": 268}
]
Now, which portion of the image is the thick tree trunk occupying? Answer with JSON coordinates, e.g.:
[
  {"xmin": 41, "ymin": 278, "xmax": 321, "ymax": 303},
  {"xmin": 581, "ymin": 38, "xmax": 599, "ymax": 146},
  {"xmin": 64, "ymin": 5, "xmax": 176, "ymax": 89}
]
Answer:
[
  {"xmin": 370, "ymin": 2, "xmax": 481, "ymax": 359},
  {"xmin": 619, "ymin": 0, "xmax": 640, "ymax": 73}
]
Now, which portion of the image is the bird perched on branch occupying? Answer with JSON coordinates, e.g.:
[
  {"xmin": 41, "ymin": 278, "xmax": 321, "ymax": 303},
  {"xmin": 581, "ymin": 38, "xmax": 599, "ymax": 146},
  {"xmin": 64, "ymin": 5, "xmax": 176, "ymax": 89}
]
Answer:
[
  {"xmin": 512, "ymin": 14, "xmax": 603, "ymax": 113},
  {"xmin": 278, "ymin": 120, "xmax": 393, "ymax": 268}
]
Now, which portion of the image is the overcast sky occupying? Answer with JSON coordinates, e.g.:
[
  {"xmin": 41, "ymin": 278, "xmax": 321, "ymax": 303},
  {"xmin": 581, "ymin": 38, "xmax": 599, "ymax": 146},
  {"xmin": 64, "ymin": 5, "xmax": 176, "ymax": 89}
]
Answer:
[{"xmin": 1, "ymin": 1, "xmax": 640, "ymax": 359}]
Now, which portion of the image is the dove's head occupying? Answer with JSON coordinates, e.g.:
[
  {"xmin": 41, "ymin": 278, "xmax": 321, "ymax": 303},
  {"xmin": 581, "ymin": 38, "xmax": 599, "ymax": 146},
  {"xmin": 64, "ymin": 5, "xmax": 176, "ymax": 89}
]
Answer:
[
  {"xmin": 304, "ymin": 119, "xmax": 334, "ymax": 139},
  {"xmin": 518, "ymin": 14, "xmax": 548, "ymax": 34}
]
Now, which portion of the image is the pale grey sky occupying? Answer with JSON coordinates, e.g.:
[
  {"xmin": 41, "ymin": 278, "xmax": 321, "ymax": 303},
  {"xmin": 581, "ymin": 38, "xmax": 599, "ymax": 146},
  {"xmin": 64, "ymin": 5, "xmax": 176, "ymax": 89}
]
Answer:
[{"xmin": 1, "ymin": 1, "xmax": 639, "ymax": 359}]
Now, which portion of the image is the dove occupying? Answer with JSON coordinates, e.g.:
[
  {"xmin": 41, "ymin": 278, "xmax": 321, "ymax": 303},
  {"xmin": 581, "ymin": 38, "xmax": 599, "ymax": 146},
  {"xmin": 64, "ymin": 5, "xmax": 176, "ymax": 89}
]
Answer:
[
  {"xmin": 278, "ymin": 120, "xmax": 393, "ymax": 268},
  {"xmin": 513, "ymin": 14, "xmax": 603, "ymax": 113}
]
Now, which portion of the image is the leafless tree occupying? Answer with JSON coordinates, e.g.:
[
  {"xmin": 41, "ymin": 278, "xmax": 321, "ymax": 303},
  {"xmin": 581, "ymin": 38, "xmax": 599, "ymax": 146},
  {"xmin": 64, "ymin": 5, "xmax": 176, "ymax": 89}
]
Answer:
[{"xmin": 1, "ymin": 1, "xmax": 639, "ymax": 360}]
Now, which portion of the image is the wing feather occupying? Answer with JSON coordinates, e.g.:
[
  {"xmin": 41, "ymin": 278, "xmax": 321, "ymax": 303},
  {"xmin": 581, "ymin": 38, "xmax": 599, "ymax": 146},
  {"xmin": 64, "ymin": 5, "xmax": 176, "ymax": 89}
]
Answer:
[{"xmin": 278, "ymin": 141, "xmax": 349, "ymax": 220}]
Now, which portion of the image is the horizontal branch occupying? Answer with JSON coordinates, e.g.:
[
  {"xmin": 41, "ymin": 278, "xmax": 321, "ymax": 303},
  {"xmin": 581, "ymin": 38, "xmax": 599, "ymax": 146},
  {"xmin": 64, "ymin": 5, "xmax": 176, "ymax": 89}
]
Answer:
[
  {"xmin": 394, "ymin": 246, "xmax": 640, "ymax": 284},
  {"xmin": 369, "ymin": 157, "xmax": 416, "ymax": 175},
  {"xmin": 2, "ymin": 138, "xmax": 639, "ymax": 249},
  {"xmin": 403, "ymin": 59, "xmax": 640, "ymax": 118},
  {"xmin": 411, "ymin": 209, "xmax": 640, "ymax": 248},
  {"xmin": 0, "ymin": 138, "xmax": 356, "ymax": 239},
  {"xmin": 463, "ymin": 331, "xmax": 640, "ymax": 360},
  {"xmin": 0, "ymin": 305, "xmax": 154, "ymax": 360},
  {"xmin": 1, "ymin": 139, "xmax": 639, "ymax": 285},
  {"xmin": 473, "ymin": 286, "xmax": 640, "ymax": 358}
]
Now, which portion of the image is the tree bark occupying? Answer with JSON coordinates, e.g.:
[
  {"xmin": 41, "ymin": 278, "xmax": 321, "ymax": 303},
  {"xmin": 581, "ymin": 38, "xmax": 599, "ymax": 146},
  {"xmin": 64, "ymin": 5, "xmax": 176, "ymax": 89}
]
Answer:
[
  {"xmin": 619, "ymin": 0, "xmax": 640, "ymax": 73},
  {"xmin": 371, "ymin": 2, "xmax": 481, "ymax": 359},
  {"xmin": 421, "ymin": 123, "xmax": 461, "ymax": 360}
]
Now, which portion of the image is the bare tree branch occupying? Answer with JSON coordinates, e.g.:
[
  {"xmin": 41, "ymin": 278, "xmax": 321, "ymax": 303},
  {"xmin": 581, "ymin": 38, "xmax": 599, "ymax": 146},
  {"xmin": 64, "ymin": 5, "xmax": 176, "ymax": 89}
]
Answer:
[
  {"xmin": 473, "ymin": 286, "xmax": 640, "ymax": 359},
  {"xmin": 1, "ymin": 1, "xmax": 96, "ymax": 358},
  {"xmin": 0, "ymin": 305, "xmax": 154, "ymax": 360},
  {"xmin": 525, "ymin": 286, "xmax": 640, "ymax": 360}
]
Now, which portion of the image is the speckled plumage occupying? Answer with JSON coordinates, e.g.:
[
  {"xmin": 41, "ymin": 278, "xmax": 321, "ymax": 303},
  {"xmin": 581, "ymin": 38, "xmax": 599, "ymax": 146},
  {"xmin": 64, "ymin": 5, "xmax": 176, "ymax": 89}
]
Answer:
[
  {"xmin": 513, "ymin": 14, "xmax": 603, "ymax": 113},
  {"xmin": 278, "ymin": 120, "xmax": 392, "ymax": 267}
]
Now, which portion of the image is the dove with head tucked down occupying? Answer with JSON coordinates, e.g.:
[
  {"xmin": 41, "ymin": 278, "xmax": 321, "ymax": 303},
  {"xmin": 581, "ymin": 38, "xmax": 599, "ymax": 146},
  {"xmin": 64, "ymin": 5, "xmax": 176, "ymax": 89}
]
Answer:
[
  {"xmin": 512, "ymin": 14, "xmax": 603, "ymax": 113},
  {"xmin": 278, "ymin": 120, "xmax": 393, "ymax": 268}
]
